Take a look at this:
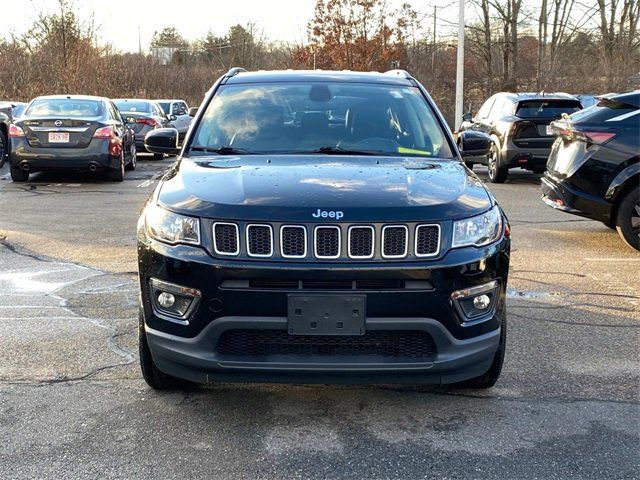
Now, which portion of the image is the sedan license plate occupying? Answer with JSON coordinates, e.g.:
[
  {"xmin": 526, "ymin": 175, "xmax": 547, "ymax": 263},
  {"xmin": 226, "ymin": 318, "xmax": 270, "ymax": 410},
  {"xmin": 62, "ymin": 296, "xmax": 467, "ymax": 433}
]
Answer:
[
  {"xmin": 545, "ymin": 125, "xmax": 553, "ymax": 135},
  {"xmin": 48, "ymin": 132, "xmax": 69, "ymax": 143},
  {"xmin": 288, "ymin": 295, "xmax": 365, "ymax": 336}
]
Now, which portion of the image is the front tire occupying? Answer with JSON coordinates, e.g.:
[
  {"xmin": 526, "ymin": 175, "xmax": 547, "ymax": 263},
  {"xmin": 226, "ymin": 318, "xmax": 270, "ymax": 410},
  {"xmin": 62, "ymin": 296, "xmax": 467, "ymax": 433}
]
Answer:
[
  {"xmin": 138, "ymin": 308, "xmax": 190, "ymax": 390},
  {"xmin": 10, "ymin": 165, "xmax": 29, "ymax": 182},
  {"xmin": 453, "ymin": 305, "xmax": 506, "ymax": 389},
  {"xmin": 487, "ymin": 138, "xmax": 508, "ymax": 183},
  {"xmin": 615, "ymin": 186, "xmax": 640, "ymax": 251}
]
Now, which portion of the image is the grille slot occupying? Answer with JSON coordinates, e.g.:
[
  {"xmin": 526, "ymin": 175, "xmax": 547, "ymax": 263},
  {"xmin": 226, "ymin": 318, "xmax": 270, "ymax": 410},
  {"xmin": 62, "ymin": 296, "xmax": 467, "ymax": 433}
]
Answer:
[
  {"xmin": 213, "ymin": 222, "xmax": 239, "ymax": 255},
  {"xmin": 281, "ymin": 226, "xmax": 307, "ymax": 258},
  {"xmin": 243, "ymin": 279, "xmax": 407, "ymax": 290},
  {"xmin": 348, "ymin": 226, "xmax": 374, "ymax": 258},
  {"xmin": 216, "ymin": 330, "xmax": 437, "ymax": 358},
  {"xmin": 415, "ymin": 225, "xmax": 440, "ymax": 257},
  {"xmin": 314, "ymin": 226, "xmax": 341, "ymax": 259},
  {"xmin": 246, "ymin": 224, "xmax": 273, "ymax": 257},
  {"xmin": 382, "ymin": 225, "xmax": 408, "ymax": 258}
]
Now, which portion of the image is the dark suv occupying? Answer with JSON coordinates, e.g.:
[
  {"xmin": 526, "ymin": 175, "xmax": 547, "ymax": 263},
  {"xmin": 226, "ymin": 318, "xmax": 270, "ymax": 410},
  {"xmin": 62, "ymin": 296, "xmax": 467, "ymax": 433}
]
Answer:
[
  {"xmin": 542, "ymin": 91, "xmax": 639, "ymax": 250},
  {"xmin": 137, "ymin": 69, "xmax": 510, "ymax": 390},
  {"xmin": 460, "ymin": 92, "xmax": 582, "ymax": 182}
]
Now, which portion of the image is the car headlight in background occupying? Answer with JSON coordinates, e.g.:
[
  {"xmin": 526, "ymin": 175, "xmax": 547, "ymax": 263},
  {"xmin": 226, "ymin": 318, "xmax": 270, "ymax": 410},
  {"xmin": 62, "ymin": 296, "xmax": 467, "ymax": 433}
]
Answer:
[
  {"xmin": 145, "ymin": 203, "xmax": 200, "ymax": 245},
  {"xmin": 452, "ymin": 206, "xmax": 503, "ymax": 248}
]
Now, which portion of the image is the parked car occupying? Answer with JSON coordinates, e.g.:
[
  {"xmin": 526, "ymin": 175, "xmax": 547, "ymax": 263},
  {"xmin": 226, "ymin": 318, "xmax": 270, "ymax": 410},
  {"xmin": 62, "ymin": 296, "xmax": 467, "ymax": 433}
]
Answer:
[
  {"xmin": 460, "ymin": 92, "xmax": 582, "ymax": 183},
  {"xmin": 8, "ymin": 95, "xmax": 136, "ymax": 182},
  {"xmin": 113, "ymin": 99, "xmax": 174, "ymax": 160},
  {"xmin": 137, "ymin": 68, "xmax": 509, "ymax": 391},
  {"xmin": 541, "ymin": 90, "xmax": 640, "ymax": 251},
  {"xmin": 155, "ymin": 99, "xmax": 191, "ymax": 143}
]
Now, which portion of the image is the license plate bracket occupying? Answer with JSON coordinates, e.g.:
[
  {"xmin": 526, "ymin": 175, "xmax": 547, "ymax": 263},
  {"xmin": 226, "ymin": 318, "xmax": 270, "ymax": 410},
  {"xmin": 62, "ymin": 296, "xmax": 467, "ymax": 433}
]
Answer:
[{"xmin": 287, "ymin": 295, "xmax": 366, "ymax": 336}]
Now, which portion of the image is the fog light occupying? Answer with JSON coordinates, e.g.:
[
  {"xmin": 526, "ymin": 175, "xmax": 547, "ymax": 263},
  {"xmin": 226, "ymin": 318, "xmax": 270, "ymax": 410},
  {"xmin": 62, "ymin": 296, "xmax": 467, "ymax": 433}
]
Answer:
[
  {"xmin": 149, "ymin": 278, "xmax": 201, "ymax": 323},
  {"xmin": 157, "ymin": 292, "xmax": 176, "ymax": 308},
  {"xmin": 473, "ymin": 294, "xmax": 491, "ymax": 310},
  {"xmin": 451, "ymin": 280, "xmax": 499, "ymax": 324}
]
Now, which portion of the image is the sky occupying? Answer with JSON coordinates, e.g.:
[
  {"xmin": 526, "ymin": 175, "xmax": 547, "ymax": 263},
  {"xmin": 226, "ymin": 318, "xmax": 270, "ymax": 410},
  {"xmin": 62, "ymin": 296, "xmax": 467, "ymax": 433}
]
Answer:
[{"xmin": 2, "ymin": 0, "xmax": 462, "ymax": 52}]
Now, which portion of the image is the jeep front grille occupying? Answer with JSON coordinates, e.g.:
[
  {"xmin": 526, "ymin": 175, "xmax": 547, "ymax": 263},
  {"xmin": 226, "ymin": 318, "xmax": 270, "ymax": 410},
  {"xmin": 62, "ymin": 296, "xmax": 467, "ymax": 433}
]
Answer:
[
  {"xmin": 281, "ymin": 226, "xmax": 306, "ymax": 258},
  {"xmin": 382, "ymin": 226, "xmax": 408, "ymax": 258},
  {"xmin": 209, "ymin": 222, "xmax": 442, "ymax": 261},
  {"xmin": 415, "ymin": 225, "xmax": 440, "ymax": 257},
  {"xmin": 246, "ymin": 224, "xmax": 273, "ymax": 257},
  {"xmin": 348, "ymin": 226, "xmax": 374, "ymax": 258},
  {"xmin": 314, "ymin": 226, "xmax": 341, "ymax": 258},
  {"xmin": 213, "ymin": 222, "xmax": 240, "ymax": 255}
]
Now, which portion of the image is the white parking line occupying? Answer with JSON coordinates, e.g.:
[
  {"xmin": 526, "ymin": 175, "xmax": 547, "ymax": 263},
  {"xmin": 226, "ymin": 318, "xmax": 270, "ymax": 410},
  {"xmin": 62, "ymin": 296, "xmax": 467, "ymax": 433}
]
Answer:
[
  {"xmin": 136, "ymin": 180, "xmax": 155, "ymax": 188},
  {"xmin": 585, "ymin": 257, "xmax": 640, "ymax": 262}
]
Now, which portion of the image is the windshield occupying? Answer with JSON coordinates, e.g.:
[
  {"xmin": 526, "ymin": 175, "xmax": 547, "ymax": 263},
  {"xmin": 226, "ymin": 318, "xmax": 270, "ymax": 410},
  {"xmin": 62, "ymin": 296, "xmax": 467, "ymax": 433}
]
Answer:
[
  {"xmin": 158, "ymin": 102, "xmax": 170, "ymax": 114},
  {"xmin": 114, "ymin": 100, "xmax": 152, "ymax": 114},
  {"xmin": 515, "ymin": 99, "xmax": 582, "ymax": 118},
  {"xmin": 26, "ymin": 98, "xmax": 103, "ymax": 117},
  {"xmin": 190, "ymin": 82, "xmax": 454, "ymax": 158}
]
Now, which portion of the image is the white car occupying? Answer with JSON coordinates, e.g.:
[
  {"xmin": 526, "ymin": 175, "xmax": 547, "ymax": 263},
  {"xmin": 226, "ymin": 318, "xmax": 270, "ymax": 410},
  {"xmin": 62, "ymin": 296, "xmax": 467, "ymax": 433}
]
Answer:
[{"xmin": 155, "ymin": 99, "xmax": 192, "ymax": 144}]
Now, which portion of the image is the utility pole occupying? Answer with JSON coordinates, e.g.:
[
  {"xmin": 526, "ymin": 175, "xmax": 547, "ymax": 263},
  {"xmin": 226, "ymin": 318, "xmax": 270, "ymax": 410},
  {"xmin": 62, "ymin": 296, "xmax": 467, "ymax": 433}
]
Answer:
[
  {"xmin": 138, "ymin": 26, "xmax": 142, "ymax": 55},
  {"xmin": 431, "ymin": 6, "xmax": 436, "ymax": 74},
  {"xmin": 454, "ymin": 0, "xmax": 465, "ymax": 132}
]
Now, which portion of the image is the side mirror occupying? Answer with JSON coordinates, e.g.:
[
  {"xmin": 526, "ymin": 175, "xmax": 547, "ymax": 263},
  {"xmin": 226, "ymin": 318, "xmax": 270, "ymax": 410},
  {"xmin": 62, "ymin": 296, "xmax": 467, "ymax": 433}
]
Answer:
[
  {"xmin": 124, "ymin": 115, "xmax": 138, "ymax": 124},
  {"xmin": 462, "ymin": 112, "xmax": 473, "ymax": 122},
  {"xmin": 188, "ymin": 107, "xmax": 198, "ymax": 117},
  {"xmin": 458, "ymin": 131, "xmax": 491, "ymax": 157},
  {"xmin": 168, "ymin": 114, "xmax": 177, "ymax": 121},
  {"xmin": 144, "ymin": 128, "xmax": 181, "ymax": 155}
]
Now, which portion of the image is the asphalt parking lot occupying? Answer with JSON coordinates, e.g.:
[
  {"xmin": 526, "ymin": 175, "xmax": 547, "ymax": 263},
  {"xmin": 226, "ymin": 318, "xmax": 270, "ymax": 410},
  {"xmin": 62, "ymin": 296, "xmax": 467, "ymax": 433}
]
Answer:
[{"xmin": 0, "ymin": 157, "xmax": 638, "ymax": 479}]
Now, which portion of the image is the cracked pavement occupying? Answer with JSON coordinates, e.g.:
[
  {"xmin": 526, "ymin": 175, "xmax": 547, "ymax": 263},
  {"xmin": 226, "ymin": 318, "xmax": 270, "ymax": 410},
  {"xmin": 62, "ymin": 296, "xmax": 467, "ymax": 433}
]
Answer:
[{"xmin": 0, "ymin": 161, "xmax": 638, "ymax": 479}]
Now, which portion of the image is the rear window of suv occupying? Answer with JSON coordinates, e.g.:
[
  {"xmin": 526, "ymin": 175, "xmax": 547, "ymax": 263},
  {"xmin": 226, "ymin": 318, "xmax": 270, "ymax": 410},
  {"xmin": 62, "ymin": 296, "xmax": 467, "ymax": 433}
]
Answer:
[
  {"xmin": 515, "ymin": 100, "xmax": 582, "ymax": 118},
  {"xmin": 114, "ymin": 100, "xmax": 152, "ymax": 114},
  {"xmin": 191, "ymin": 82, "xmax": 455, "ymax": 158},
  {"xmin": 27, "ymin": 98, "xmax": 103, "ymax": 117}
]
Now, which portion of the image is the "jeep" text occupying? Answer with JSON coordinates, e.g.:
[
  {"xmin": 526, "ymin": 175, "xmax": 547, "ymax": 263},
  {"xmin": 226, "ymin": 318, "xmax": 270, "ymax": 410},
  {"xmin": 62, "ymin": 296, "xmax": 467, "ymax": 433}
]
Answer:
[{"xmin": 312, "ymin": 209, "xmax": 344, "ymax": 220}]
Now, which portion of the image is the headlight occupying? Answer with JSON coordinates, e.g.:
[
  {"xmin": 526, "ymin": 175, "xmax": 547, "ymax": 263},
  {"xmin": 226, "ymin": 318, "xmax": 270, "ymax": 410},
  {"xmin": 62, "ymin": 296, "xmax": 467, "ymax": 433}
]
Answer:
[
  {"xmin": 452, "ymin": 206, "xmax": 503, "ymax": 248},
  {"xmin": 145, "ymin": 203, "xmax": 200, "ymax": 245}
]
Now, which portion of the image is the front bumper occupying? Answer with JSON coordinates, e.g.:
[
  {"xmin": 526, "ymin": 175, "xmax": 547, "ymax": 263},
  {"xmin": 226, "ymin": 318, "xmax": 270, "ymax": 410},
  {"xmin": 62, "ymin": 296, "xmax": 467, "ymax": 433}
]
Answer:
[
  {"xmin": 146, "ymin": 317, "xmax": 502, "ymax": 385},
  {"xmin": 138, "ymin": 230, "xmax": 509, "ymax": 384},
  {"xmin": 541, "ymin": 174, "xmax": 611, "ymax": 224}
]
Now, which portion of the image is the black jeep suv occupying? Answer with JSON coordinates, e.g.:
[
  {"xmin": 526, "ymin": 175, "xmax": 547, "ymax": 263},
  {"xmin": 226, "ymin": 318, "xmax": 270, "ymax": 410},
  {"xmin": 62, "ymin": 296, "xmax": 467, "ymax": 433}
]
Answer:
[{"xmin": 137, "ymin": 69, "xmax": 510, "ymax": 390}]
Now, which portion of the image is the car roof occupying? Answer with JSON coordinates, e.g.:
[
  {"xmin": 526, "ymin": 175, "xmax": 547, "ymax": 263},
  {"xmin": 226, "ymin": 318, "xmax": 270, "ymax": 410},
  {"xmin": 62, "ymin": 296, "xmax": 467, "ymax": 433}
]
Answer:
[
  {"xmin": 113, "ymin": 98, "xmax": 156, "ymax": 103},
  {"xmin": 496, "ymin": 92, "xmax": 580, "ymax": 102},
  {"xmin": 154, "ymin": 99, "xmax": 186, "ymax": 102},
  {"xmin": 32, "ymin": 94, "xmax": 107, "ymax": 102},
  {"xmin": 225, "ymin": 69, "xmax": 415, "ymax": 86}
]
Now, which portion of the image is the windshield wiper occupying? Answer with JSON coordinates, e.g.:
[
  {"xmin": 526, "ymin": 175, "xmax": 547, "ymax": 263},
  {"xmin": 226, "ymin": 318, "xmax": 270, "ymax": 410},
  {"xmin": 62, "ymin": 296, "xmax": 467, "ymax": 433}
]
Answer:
[
  {"xmin": 312, "ymin": 146, "xmax": 383, "ymax": 156},
  {"xmin": 190, "ymin": 146, "xmax": 255, "ymax": 155}
]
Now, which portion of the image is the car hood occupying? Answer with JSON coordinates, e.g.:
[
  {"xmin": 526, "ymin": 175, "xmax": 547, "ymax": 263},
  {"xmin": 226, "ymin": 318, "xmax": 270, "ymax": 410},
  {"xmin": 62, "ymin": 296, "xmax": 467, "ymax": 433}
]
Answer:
[{"xmin": 157, "ymin": 155, "xmax": 493, "ymax": 222}]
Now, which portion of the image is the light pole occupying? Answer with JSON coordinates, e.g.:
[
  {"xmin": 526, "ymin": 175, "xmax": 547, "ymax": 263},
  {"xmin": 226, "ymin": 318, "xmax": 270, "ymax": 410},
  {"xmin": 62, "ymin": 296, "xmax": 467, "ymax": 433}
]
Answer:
[{"xmin": 454, "ymin": 0, "xmax": 465, "ymax": 132}]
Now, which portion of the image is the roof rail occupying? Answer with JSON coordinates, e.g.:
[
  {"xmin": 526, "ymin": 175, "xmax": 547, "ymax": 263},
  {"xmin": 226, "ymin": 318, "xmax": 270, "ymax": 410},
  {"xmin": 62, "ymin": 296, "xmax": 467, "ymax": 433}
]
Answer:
[
  {"xmin": 384, "ymin": 69, "xmax": 413, "ymax": 79},
  {"xmin": 225, "ymin": 67, "xmax": 247, "ymax": 78}
]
